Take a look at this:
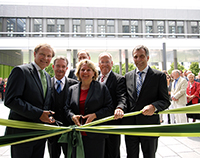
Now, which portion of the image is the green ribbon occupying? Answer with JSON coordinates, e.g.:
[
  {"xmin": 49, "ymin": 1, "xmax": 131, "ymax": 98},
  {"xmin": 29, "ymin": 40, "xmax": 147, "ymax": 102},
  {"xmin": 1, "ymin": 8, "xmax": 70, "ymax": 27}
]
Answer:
[
  {"xmin": 1, "ymin": 103, "xmax": 200, "ymax": 157},
  {"xmin": 58, "ymin": 125, "xmax": 85, "ymax": 158}
]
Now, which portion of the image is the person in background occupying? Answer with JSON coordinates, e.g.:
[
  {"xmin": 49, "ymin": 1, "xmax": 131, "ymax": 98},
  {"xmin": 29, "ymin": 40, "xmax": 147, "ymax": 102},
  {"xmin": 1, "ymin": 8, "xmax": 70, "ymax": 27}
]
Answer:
[
  {"xmin": 4, "ymin": 43, "xmax": 56, "ymax": 158},
  {"xmin": 64, "ymin": 59, "xmax": 116, "ymax": 158},
  {"xmin": 0, "ymin": 77, "xmax": 5, "ymax": 101},
  {"xmin": 3, "ymin": 78, "xmax": 8, "ymax": 94},
  {"xmin": 68, "ymin": 50, "xmax": 91, "ymax": 80},
  {"xmin": 161, "ymin": 71, "xmax": 173, "ymax": 124},
  {"xmin": 186, "ymin": 73, "xmax": 200, "ymax": 122},
  {"xmin": 98, "ymin": 52, "xmax": 126, "ymax": 158},
  {"xmin": 48, "ymin": 56, "xmax": 78, "ymax": 158},
  {"xmin": 171, "ymin": 69, "xmax": 188, "ymax": 123},
  {"xmin": 123, "ymin": 45, "xmax": 170, "ymax": 158}
]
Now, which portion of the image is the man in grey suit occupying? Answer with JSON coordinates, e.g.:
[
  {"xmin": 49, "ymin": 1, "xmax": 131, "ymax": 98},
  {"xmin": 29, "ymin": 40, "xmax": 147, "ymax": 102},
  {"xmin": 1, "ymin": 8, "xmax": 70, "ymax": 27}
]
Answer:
[
  {"xmin": 124, "ymin": 45, "xmax": 170, "ymax": 158},
  {"xmin": 48, "ymin": 56, "xmax": 78, "ymax": 158},
  {"xmin": 4, "ymin": 43, "xmax": 56, "ymax": 158},
  {"xmin": 98, "ymin": 52, "xmax": 127, "ymax": 158}
]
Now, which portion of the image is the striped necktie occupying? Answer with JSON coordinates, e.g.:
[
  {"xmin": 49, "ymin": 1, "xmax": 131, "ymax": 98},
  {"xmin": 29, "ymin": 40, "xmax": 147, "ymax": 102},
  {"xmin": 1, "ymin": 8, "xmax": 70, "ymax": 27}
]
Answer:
[
  {"xmin": 101, "ymin": 75, "xmax": 106, "ymax": 82},
  {"xmin": 56, "ymin": 80, "xmax": 62, "ymax": 93},
  {"xmin": 39, "ymin": 70, "xmax": 47, "ymax": 97},
  {"xmin": 136, "ymin": 71, "xmax": 143, "ymax": 96}
]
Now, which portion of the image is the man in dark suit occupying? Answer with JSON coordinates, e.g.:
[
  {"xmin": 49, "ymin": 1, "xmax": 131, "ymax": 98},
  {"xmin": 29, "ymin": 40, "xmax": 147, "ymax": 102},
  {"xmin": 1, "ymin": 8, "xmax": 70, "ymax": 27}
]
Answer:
[
  {"xmin": 68, "ymin": 50, "xmax": 91, "ymax": 80},
  {"xmin": 4, "ymin": 43, "xmax": 56, "ymax": 158},
  {"xmin": 98, "ymin": 52, "xmax": 127, "ymax": 158},
  {"xmin": 124, "ymin": 45, "xmax": 170, "ymax": 158},
  {"xmin": 0, "ymin": 77, "xmax": 5, "ymax": 101},
  {"xmin": 48, "ymin": 56, "xmax": 78, "ymax": 158}
]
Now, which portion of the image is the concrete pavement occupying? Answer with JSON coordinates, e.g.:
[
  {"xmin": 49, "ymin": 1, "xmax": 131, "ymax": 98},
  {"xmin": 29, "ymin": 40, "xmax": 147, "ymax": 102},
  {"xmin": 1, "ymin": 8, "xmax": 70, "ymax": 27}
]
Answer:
[{"xmin": 0, "ymin": 100, "xmax": 200, "ymax": 158}]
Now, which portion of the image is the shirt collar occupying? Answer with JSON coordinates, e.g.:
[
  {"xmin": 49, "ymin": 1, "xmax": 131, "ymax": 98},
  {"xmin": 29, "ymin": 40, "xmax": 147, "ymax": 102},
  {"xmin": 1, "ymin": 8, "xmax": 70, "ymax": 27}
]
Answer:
[
  {"xmin": 54, "ymin": 76, "xmax": 66, "ymax": 85},
  {"xmin": 136, "ymin": 65, "xmax": 149, "ymax": 74},
  {"xmin": 176, "ymin": 77, "xmax": 180, "ymax": 81},
  {"xmin": 100, "ymin": 70, "xmax": 112, "ymax": 78},
  {"xmin": 33, "ymin": 61, "xmax": 43, "ymax": 71}
]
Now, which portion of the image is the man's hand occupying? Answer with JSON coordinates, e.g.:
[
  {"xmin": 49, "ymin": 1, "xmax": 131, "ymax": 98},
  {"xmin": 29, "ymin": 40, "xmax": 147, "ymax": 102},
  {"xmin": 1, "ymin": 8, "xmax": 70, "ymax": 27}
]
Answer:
[
  {"xmin": 172, "ymin": 96, "xmax": 178, "ymax": 101},
  {"xmin": 114, "ymin": 108, "xmax": 124, "ymax": 120},
  {"xmin": 142, "ymin": 104, "xmax": 155, "ymax": 116},
  {"xmin": 82, "ymin": 113, "xmax": 97, "ymax": 124},
  {"xmin": 39, "ymin": 110, "xmax": 55, "ymax": 124}
]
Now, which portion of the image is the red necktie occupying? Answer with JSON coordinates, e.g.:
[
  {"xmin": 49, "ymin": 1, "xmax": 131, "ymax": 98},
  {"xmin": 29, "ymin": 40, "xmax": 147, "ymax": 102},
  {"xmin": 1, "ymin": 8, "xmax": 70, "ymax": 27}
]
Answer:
[{"xmin": 101, "ymin": 75, "xmax": 105, "ymax": 82}]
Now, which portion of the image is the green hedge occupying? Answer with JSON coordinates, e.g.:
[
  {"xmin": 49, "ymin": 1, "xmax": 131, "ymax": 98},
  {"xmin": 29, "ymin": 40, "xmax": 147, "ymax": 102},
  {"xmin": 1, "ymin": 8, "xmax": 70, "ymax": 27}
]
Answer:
[{"xmin": 0, "ymin": 64, "xmax": 14, "ymax": 79}]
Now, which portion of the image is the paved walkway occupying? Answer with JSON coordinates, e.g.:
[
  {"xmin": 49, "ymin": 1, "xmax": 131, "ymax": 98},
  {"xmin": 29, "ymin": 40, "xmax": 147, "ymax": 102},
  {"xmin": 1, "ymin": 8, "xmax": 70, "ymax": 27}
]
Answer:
[{"xmin": 0, "ymin": 100, "xmax": 200, "ymax": 158}]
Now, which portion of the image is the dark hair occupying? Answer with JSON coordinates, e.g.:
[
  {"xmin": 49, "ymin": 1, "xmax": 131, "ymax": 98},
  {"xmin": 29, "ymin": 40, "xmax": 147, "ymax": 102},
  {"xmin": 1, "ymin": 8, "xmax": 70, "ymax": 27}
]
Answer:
[{"xmin": 132, "ymin": 45, "xmax": 149, "ymax": 57}]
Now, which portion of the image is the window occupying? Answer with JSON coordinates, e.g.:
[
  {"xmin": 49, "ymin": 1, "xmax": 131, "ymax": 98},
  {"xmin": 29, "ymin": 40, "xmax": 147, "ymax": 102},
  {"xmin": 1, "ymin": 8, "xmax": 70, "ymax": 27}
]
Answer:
[
  {"xmin": 73, "ymin": 19, "xmax": 81, "ymax": 37},
  {"xmin": 34, "ymin": 19, "xmax": 42, "ymax": 37},
  {"xmin": 57, "ymin": 19, "xmax": 65, "ymax": 37},
  {"xmin": 17, "ymin": 18, "xmax": 26, "ymax": 37},
  {"xmin": 131, "ymin": 20, "xmax": 138, "ymax": 37},
  {"xmin": 146, "ymin": 21, "xmax": 153, "ymax": 37},
  {"xmin": 47, "ymin": 19, "xmax": 55, "ymax": 37},
  {"xmin": 98, "ymin": 20, "xmax": 105, "ymax": 37},
  {"xmin": 107, "ymin": 20, "xmax": 115, "ymax": 37},
  {"xmin": 177, "ymin": 21, "xmax": 184, "ymax": 38},
  {"xmin": 169, "ymin": 21, "xmax": 176, "ymax": 38},
  {"xmin": 7, "ymin": 18, "xmax": 16, "ymax": 37},
  {"xmin": 157, "ymin": 21, "xmax": 164, "ymax": 38},
  {"xmin": 85, "ymin": 20, "xmax": 93, "ymax": 37},
  {"xmin": 122, "ymin": 20, "xmax": 130, "ymax": 37},
  {"xmin": 0, "ymin": 18, "xmax": 2, "ymax": 37}
]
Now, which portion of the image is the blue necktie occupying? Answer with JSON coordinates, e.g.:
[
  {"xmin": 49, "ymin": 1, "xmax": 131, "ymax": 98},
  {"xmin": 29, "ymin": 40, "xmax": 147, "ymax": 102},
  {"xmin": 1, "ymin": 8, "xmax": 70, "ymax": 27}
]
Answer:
[
  {"xmin": 56, "ymin": 80, "xmax": 61, "ymax": 93},
  {"xmin": 136, "ymin": 71, "xmax": 143, "ymax": 96},
  {"xmin": 174, "ymin": 79, "xmax": 178, "ymax": 89}
]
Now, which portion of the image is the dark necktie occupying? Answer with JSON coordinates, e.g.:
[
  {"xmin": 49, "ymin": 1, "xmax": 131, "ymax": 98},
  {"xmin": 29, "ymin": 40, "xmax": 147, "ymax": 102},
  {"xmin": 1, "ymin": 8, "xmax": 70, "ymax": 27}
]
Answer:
[
  {"xmin": 136, "ymin": 71, "xmax": 143, "ymax": 96},
  {"xmin": 56, "ymin": 80, "xmax": 62, "ymax": 93},
  {"xmin": 39, "ymin": 70, "xmax": 47, "ymax": 97}
]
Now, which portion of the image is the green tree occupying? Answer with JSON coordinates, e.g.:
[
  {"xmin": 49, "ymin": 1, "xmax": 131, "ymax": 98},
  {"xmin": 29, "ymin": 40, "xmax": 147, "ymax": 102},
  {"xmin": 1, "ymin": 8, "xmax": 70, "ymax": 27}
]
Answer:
[
  {"xmin": 168, "ymin": 62, "xmax": 185, "ymax": 75},
  {"xmin": 45, "ymin": 63, "xmax": 54, "ymax": 78},
  {"xmin": 112, "ymin": 63, "xmax": 136, "ymax": 76},
  {"xmin": 189, "ymin": 62, "xmax": 200, "ymax": 76}
]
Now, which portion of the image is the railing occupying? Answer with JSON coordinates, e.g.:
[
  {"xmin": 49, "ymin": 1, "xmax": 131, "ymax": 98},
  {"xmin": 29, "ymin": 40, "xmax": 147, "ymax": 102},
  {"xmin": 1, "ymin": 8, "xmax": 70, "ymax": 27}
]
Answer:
[{"xmin": 0, "ymin": 32, "xmax": 200, "ymax": 38}]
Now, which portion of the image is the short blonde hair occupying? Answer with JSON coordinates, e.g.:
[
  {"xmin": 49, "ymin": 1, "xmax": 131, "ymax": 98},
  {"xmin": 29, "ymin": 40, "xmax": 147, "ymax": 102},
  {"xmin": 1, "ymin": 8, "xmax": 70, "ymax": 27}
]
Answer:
[
  {"xmin": 34, "ymin": 43, "xmax": 55, "ymax": 57},
  {"xmin": 75, "ymin": 59, "xmax": 98, "ymax": 81}
]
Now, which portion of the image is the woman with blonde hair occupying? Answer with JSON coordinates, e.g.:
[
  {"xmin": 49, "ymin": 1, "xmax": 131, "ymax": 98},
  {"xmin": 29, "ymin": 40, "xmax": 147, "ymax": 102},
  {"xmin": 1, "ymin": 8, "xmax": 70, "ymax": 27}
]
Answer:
[{"xmin": 64, "ymin": 59, "xmax": 114, "ymax": 158}]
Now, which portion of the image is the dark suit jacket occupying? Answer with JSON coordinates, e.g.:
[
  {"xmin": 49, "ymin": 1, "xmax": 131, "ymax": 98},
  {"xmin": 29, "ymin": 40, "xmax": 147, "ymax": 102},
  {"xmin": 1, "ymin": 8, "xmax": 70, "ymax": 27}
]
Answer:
[
  {"xmin": 64, "ymin": 80, "xmax": 114, "ymax": 138},
  {"xmin": 98, "ymin": 71, "xmax": 127, "ymax": 125},
  {"xmin": 68, "ymin": 68, "xmax": 77, "ymax": 80},
  {"xmin": 51, "ymin": 76, "xmax": 78, "ymax": 126},
  {"xmin": 124, "ymin": 67, "xmax": 170, "ymax": 125},
  {"xmin": 4, "ymin": 63, "xmax": 52, "ymax": 135}
]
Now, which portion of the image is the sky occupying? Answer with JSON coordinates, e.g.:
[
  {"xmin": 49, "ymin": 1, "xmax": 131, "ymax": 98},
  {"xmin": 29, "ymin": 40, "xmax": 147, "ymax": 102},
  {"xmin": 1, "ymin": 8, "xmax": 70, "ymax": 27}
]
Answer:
[{"xmin": 0, "ymin": 0, "xmax": 200, "ymax": 10}]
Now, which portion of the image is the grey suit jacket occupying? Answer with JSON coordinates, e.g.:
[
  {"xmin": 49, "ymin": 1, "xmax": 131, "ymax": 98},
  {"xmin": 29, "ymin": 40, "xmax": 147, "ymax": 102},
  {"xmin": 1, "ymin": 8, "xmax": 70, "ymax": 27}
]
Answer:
[{"xmin": 4, "ymin": 63, "xmax": 52, "ymax": 135}]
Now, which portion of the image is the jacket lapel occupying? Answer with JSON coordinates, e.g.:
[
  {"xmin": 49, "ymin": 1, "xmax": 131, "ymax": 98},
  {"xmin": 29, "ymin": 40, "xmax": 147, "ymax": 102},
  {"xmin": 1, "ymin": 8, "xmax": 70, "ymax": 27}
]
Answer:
[
  {"xmin": 137, "ymin": 67, "xmax": 153, "ymax": 99},
  {"xmin": 85, "ymin": 81, "xmax": 95, "ymax": 106},
  {"xmin": 106, "ymin": 71, "xmax": 114, "ymax": 88},
  {"xmin": 29, "ymin": 63, "xmax": 44, "ymax": 97}
]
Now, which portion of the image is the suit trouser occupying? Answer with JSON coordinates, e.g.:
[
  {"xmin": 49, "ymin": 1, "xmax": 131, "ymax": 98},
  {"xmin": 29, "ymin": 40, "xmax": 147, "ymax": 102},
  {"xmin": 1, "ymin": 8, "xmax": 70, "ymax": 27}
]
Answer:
[
  {"xmin": 48, "ymin": 135, "xmax": 68, "ymax": 158},
  {"xmin": 125, "ymin": 135, "xmax": 158, "ymax": 158},
  {"xmin": 82, "ymin": 135, "xmax": 105, "ymax": 158},
  {"xmin": 11, "ymin": 139, "xmax": 46, "ymax": 158},
  {"xmin": 104, "ymin": 134, "xmax": 120, "ymax": 158}
]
